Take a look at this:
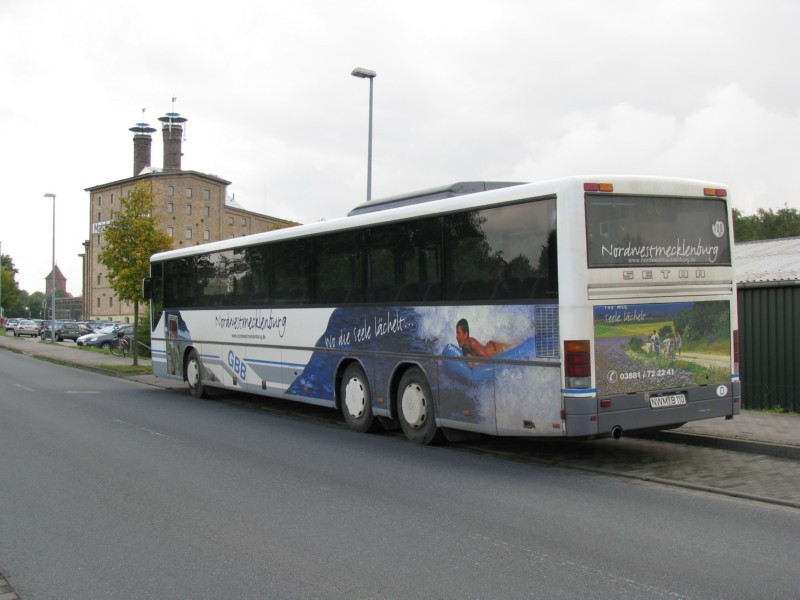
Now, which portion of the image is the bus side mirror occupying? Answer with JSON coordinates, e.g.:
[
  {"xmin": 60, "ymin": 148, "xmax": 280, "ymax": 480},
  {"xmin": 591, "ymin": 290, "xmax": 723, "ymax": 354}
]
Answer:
[{"xmin": 142, "ymin": 277, "xmax": 152, "ymax": 300}]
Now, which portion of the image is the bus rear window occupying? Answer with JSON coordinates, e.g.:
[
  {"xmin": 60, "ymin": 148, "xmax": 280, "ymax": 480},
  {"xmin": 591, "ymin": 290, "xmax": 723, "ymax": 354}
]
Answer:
[{"xmin": 585, "ymin": 195, "xmax": 731, "ymax": 268}]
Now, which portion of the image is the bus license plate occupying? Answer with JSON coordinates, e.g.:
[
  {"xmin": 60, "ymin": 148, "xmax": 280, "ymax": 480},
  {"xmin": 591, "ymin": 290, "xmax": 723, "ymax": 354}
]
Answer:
[{"xmin": 649, "ymin": 394, "xmax": 687, "ymax": 409}]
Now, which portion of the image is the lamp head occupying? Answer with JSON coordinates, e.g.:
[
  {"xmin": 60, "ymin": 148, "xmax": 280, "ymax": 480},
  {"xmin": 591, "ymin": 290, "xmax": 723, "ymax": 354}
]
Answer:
[{"xmin": 351, "ymin": 67, "xmax": 377, "ymax": 79}]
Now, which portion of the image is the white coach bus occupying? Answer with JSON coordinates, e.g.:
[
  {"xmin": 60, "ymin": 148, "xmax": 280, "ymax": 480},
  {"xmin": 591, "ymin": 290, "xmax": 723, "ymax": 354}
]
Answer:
[{"xmin": 143, "ymin": 175, "xmax": 740, "ymax": 444}]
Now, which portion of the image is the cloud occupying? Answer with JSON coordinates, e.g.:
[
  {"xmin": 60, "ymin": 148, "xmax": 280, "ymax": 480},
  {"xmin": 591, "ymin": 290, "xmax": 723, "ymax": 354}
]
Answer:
[{"xmin": 1, "ymin": 0, "xmax": 798, "ymax": 295}]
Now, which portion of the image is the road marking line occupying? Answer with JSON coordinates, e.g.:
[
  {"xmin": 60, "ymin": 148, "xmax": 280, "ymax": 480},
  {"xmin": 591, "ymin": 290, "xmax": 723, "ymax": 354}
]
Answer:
[{"xmin": 112, "ymin": 419, "xmax": 178, "ymax": 441}]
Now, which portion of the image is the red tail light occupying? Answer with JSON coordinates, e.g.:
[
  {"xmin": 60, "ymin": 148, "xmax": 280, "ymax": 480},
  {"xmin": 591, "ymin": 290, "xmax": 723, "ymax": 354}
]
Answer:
[{"xmin": 565, "ymin": 340, "xmax": 591, "ymax": 389}]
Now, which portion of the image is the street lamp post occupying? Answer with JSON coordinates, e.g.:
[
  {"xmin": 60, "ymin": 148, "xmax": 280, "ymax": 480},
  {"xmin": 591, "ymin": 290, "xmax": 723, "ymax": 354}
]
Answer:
[
  {"xmin": 44, "ymin": 193, "xmax": 56, "ymax": 342},
  {"xmin": 351, "ymin": 67, "xmax": 377, "ymax": 201}
]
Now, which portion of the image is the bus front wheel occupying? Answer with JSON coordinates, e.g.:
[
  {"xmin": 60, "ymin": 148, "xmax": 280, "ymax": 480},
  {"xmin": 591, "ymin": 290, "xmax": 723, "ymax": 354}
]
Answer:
[
  {"xmin": 185, "ymin": 349, "xmax": 209, "ymax": 399},
  {"xmin": 397, "ymin": 368, "xmax": 442, "ymax": 445},
  {"xmin": 340, "ymin": 364, "xmax": 379, "ymax": 433}
]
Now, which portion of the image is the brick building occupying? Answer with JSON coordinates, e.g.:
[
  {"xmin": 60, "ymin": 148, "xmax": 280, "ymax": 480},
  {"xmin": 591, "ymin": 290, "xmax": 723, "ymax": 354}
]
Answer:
[{"xmin": 83, "ymin": 113, "xmax": 296, "ymax": 322}]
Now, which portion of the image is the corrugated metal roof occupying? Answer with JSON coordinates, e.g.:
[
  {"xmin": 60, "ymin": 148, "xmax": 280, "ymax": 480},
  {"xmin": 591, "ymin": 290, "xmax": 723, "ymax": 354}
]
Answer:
[{"xmin": 735, "ymin": 237, "xmax": 800, "ymax": 284}]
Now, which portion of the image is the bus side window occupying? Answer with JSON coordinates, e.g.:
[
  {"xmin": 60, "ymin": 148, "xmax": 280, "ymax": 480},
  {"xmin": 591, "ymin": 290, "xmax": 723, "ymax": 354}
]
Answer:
[
  {"xmin": 444, "ymin": 200, "xmax": 556, "ymax": 302},
  {"xmin": 365, "ymin": 229, "xmax": 399, "ymax": 303},
  {"xmin": 444, "ymin": 211, "xmax": 498, "ymax": 301},
  {"xmin": 273, "ymin": 240, "xmax": 311, "ymax": 305},
  {"xmin": 365, "ymin": 217, "xmax": 442, "ymax": 304},
  {"xmin": 315, "ymin": 230, "xmax": 363, "ymax": 305}
]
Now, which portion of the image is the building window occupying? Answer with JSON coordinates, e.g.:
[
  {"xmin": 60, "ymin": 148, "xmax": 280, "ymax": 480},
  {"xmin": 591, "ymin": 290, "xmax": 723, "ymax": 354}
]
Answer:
[
  {"xmin": 203, "ymin": 189, "xmax": 211, "ymax": 201},
  {"xmin": 97, "ymin": 274, "xmax": 101, "ymax": 285},
  {"xmin": 110, "ymin": 210, "xmax": 114, "ymax": 218},
  {"xmin": 228, "ymin": 233, "xmax": 234, "ymax": 239},
  {"xmin": 110, "ymin": 193, "xmax": 114, "ymax": 204},
  {"xmin": 203, "ymin": 229, "xmax": 210, "ymax": 240},
  {"xmin": 97, "ymin": 211, "xmax": 101, "ymax": 221},
  {"xmin": 167, "ymin": 226, "xmax": 173, "ymax": 237},
  {"xmin": 186, "ymin": 204, "xmax": 192, "ymax": 216},
  {"xmin": 167, "ymin": 202, "xmax": 173, "ymax": 214},
  {"xmin": 110, "ymin": 297, "xmax": 113, "ymax": 307},
  {"xmin": 204, "ymin": 206, "xmax": 210, "ymax": 217},
  {"xmin": 186, "ymin": 228, "xmax": 193, "ymax": 239},
  {"xmin": 167, "ymin": 186, "xmax": 174, "ymax": 197},
  {"xmin": 241, "ymin": 218, "xmax": 246, "ymax": 226},
  {"xmin": 186, "ymin": 188, "xmax": 193, "ymax": 198},
  {"xmin": 97, "ymin": 196, "xmax": 101, "ymax": 206},
  {"xmin": 228, "ymin": 217, "xmax": 234, "ymax": 225},
  {"xmin": 97, "ymin": 297, "xmax": 100, "ymax": 307}
]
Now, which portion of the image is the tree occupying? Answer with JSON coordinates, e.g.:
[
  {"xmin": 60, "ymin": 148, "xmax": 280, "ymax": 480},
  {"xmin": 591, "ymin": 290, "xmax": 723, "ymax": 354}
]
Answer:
[
  {"xmin": 98, "ymin": 182, "xmax": 173, "ymax": 365},
  {"xmin": 26, "ymin": 291, "xmax": 45, "ymax": 319},
  {"xmin": 0, "ymin": 253, "xmax": 20, "ymax": 318},
  {"xmin": 733, "ymin": 205, "xmax": 800, "ymax": 242}
]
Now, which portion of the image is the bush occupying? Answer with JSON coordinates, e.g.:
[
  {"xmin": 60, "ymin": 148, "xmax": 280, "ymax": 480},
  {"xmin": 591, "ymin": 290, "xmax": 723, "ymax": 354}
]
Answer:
[{"xmin": 627, "ymin": 336, "xmax": 645, "ymax": 352}]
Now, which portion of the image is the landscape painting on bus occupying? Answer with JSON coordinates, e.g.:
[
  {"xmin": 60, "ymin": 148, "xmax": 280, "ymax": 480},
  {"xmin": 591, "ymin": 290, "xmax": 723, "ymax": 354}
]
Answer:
[{"xmin": 593, "ymin": 301, "xmax": 731, "ymax": 396}]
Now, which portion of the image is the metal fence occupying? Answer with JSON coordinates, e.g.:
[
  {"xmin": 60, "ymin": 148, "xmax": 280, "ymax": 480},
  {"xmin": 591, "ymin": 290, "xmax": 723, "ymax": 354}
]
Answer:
[{"xmin": 738, "ymin": 283, "xmax": 800, "ymax": 412}]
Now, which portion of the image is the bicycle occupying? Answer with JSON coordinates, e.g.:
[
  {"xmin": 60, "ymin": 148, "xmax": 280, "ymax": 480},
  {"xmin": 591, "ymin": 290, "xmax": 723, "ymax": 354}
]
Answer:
[{"xmin": 110, "ymin": 332, "xmax": 129, "ymax": 357}]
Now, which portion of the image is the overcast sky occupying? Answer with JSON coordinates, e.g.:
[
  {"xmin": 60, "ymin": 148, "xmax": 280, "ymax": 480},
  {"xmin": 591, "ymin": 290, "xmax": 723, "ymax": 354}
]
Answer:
[{"xmin": 1, "ymin": 0, "xmax": 798, "ymax": 296}]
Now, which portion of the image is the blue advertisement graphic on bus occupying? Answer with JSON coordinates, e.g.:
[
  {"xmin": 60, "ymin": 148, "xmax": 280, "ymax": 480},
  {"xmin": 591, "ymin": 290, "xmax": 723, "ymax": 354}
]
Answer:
[
  {"xmin": 593, "ymin": 301, "xmax": 731, "ymax": 396},
  {"xmin": 163, "ymin": 304, "xmax": 562, "ymax": 433}
]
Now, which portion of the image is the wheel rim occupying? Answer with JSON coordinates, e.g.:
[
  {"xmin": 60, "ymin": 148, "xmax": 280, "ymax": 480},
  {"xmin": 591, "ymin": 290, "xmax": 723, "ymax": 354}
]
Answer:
[
  {"xmin": 344, "ymin": 376, "xmax": 367, "ymax": 418},
  {"xmin": 186, "ymin": 358, "xmax": 201, "ymax": 388},
  {"xmin": 401, "ymin": 382, "xmax": 428, "ymax": 428}
]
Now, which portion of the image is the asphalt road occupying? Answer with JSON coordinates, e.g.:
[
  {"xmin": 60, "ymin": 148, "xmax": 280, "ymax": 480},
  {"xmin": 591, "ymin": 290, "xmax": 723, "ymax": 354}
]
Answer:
[{"xmin": 1, "ymin": 352, "xmax": 799, "ymax": 599}]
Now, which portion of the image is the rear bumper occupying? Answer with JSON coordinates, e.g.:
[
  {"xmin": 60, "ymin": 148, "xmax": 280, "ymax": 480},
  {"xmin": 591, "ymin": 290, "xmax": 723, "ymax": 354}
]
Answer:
[{"xmin": 564, "ymin": 381, "xmax": 741, "ymax": 437}]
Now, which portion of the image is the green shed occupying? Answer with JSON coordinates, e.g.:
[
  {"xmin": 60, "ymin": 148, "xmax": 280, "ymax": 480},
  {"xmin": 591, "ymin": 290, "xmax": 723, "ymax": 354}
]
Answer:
[{"xmin": 736, "ymin": 237, "xmax": 800, "ymax": 412}]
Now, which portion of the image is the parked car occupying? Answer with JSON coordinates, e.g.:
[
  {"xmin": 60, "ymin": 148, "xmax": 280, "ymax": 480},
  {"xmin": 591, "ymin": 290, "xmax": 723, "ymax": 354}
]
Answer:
[
  {"xmin": 76, "ymin": 325, "xmax": 116, "ymax": 346},
  {"xmin": 4, "ymin": 318, "xmax": 20, "ymax": 332},
  {"xmin": 76, "ymin": 321, "xmax": 95, "ymax": 335},
  {"xmin": 13, "ymin": 319, "xmax": 40, "ymax": 337},
  {"xmin": 40, "ymin": 320, "xmax": 81, "ymax": 342},
  {"xmin": 77, "ymin": 324, "xmax": 133, "ymax": 349}
]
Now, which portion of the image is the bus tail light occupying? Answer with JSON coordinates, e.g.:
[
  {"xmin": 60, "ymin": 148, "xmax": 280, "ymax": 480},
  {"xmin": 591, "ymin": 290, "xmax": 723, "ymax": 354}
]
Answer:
[
  {"xmin": 704, "ymin": 187, "xmax": 727, "ymax": 197},
  {"xmin": 733, "ymin": 329, "xmax": 739, "ymax": 373},
  {"xmin": 565, "ymin": 340, "xmax": 591, "ymax": 389},
  {"xmin": 584, "ymin": 182, "xmax": 614, "ymax": 192}
]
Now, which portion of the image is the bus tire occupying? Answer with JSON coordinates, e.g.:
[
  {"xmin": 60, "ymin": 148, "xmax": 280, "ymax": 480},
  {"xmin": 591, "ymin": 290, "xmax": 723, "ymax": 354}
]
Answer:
[
  {"xmin": 340, "ymin": 363, "xmax": 379, "ymax": 433},
  {"xmin": 397, "ymin": 367, "xmax": 442, "ymax": 445},
  {"xmin": 186, "ymin": 349, "xmax": 209, "ymax": 399}
]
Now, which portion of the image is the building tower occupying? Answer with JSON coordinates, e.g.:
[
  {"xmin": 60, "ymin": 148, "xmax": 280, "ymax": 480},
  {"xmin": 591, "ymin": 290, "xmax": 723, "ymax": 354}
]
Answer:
[
  {"xmin": 159, "ymin": 112, "xmax": 188, "ymax": 171},
  {"xmin": 83, "ymin": 112, "xmax": 296, "ymax": 323},
  {"xmin": 129, "ymin": 122, "xmax": 157, "ymax": 176}
]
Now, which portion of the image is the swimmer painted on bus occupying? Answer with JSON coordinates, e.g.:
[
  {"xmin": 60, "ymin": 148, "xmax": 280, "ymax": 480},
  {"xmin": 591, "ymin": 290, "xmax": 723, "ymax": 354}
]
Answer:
[{"xmin": 456, "ymin": 318, "xmax": 509, "ymax": 363}]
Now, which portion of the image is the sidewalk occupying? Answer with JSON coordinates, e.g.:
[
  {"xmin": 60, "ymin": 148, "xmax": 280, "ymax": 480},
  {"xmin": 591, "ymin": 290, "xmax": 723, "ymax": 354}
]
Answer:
[
  {"xmin": 1, "ymin": 332, "xmax": 798, "ymax": 457},
  {"xmin": 0, "ymin": 332, "xmax": 179, "ymax": 390},
  {"xmin": 651, "ymin": 409, "xmax": 800, "ymax": 459}
]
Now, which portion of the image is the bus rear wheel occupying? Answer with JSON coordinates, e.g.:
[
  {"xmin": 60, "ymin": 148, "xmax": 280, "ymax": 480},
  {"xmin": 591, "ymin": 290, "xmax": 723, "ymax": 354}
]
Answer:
[
  {"xmin": 186, "ymin": 349, "xmax": 209, "ymax": 399},
  {"xmin": 397, "ymin": 368, "xmax": 442, "ymax": 445},
  {"xmin": 341, "ymin": 364, "xmax": 379, "ymax": 433}
]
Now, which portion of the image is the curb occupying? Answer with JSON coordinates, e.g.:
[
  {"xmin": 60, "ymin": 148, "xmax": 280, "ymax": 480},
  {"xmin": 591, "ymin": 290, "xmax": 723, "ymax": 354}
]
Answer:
[{"xmin": 635, "ymin": 430, "xmax": 800, "ymax": 460}]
